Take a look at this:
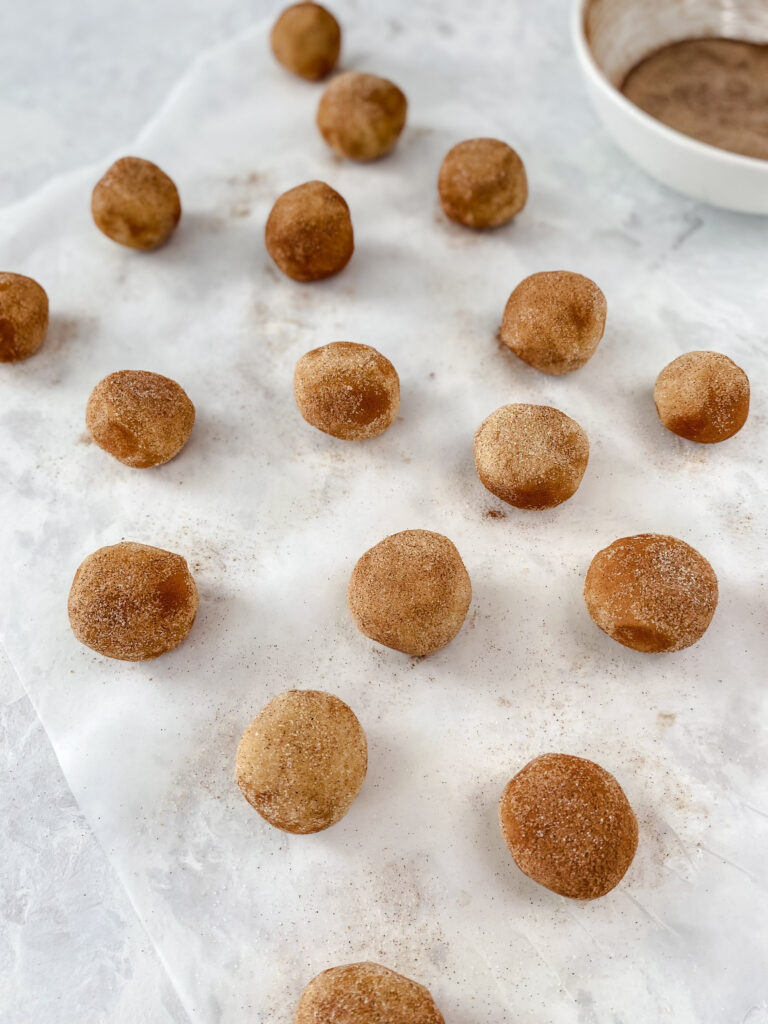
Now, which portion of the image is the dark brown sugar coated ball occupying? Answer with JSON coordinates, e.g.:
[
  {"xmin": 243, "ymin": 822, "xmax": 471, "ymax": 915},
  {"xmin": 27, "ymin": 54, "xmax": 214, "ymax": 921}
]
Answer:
[
  {"xmin": 584, "ymin": 533, "xmax": 718, "ymax": 653},
  {"xmin": 0, "ymin": 273, "xmax": 49, "ymax": 362},
  {"xmin": 294, "ymin": 342, "xmax": 400, "ymax": 440},
  {"xmin": 348, "ymin": 529, "xmax": 472, "ymax": 657},
  {"xmin": 501, "ymin": 271, "xmax": 607, "ymax": 375},
  {"xmin": 293, "ymin": 962, "xmax": 445, "ymax": 1024},
  {"xmin": 236, "ymin": 690, "xmax": 367, "ymax": 834},
  {"xmin": 438, "ymin": 138, "xmax": 528, "ymax": 228},
  {"xmin": 474, "ymin": 403, "xmax": 589, "ymax": 510},
  {"xmin": 86, "ymin": 370, "xmax": 195, "ymax": 468},
  {"xmin": 265, "ymin": 180, "xmax": 354, "ymax": 282},
  {"xmin": 91, "ymin": 157, "xmax": 181, "ymax": 250},
  {"xmin": 68, "ymin": 542, "xmax": 198, "ymax": 661},
  {"xmin": 270, "ymin": 2, "xmax": 341, "ymax": 80},
  {"xmin": 499, "ymin": 753, "xmax": 638, "ymax": 900},
  {"xmin": 317, "ymin": 71, "xmax": 407, "ymax": 161},
  {"xmin": 654, "ymin": 350, "xmax": 750, "ymax": 443}
]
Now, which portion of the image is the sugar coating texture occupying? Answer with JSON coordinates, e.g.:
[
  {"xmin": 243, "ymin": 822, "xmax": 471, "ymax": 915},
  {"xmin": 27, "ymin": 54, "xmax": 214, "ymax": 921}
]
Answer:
[
  {"xmin": 501, "ymin": 270, "xmax": 607, "ymax": 375},
  {"xmin": 270, "ymin": 2, "xmax": 341, "ymax": 80},
  {"xmin": 68, "ymin": 542, "xmax": 198, "ymax": 661},
  {"xmin": 293, "ymin": 962, "xmax": 445, "ymax": 1024},
  {"xmin": 317, "ymin": 71, "xmax": 407, "ymax": 161},
  {"xmin": 584, "ymin": 533, "xmax": 718, "ymax": 653},
  {"xmin": 654, "ymin": 350, "xmax": 750, "ymax": 443},
  {"xmin": 86, "ymin": 370, "xmax": 195, "ymax": 468},
  {"xmin": 474, "ymin": 403, "xmax": 589, "ymax": 510},
  {"xmin": 348, "ymin": 529, "xmax": 471, "ymax": 657},
  {"xmin": 438, "ymin": 138, "xmax": 528, "ymax": 229},
  {"xmin": 236, "ymin": 690, "xmax": 367, "ymax": 834},
  {"xmin": 265, "ymin": 180, "xmax": 354, "ymax": 282},
  {"xmin": 499, "ymin": 753, "xmax": 638, "ymax": 900},
  {"xmin": 0, "ymin": 272, "xmax": 49, "ymax": 363},
  {"xmin": 92, "ymin": 157, "xmax": 181, "ymax": 251}
]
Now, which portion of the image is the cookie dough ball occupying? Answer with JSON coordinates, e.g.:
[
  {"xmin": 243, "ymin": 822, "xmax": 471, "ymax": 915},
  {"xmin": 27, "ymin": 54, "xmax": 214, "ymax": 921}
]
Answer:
[
  {"xmin": 236, "ymin": 690, "xmax": 367, "ymax": 834},
  {"xmin": 68, "ymin": 542, "xmax": 198, "ymax": 661},
  {"xmin": 86, "ymin": 370, "xmax": 195, "ymax": 468},
  {"xmin": 317, "ymin": 71, "xmax": 407, "ymax": 161},
  {"xmin": 265, "ymin": 180, "xmax": 354, "ymax": 282},
  {"xmin": 501, "ymin": 271, "xmax": 607, "ymax": 375},
  {"xmin": 499, "ymin": 753, "xmax": 638, "ymax": 900},
  {"xmin": 271, "ymin": 2, "xmax": 341, "ymax": 80},
  {"xmin": 91, "ymin": 157, "xmax": 181, "ymax": 251},
  {"xmin": 474, "ymin": 404, "xmax": 588, "ymax": 510},
  {"xmin": 584, "ymin": 533, "xmax": 718, "ymax": 653},
  {"xmin": 0, "ymin": 273, "xmax": 49, "ymax": 362},
  {"xmin": 348, "ymin": 530, "xmax": 471, "ymax": 656},
  {"xmin": 293, "ymin": 962, "xmax": 445, "ymax": 1024},
  {"xmin": 438, "ymin": 138, "xmax": 528, "ymax": 229},
  {"xmin": 654, "ymin": 350, "xmax": 750, "ymax": 444}
]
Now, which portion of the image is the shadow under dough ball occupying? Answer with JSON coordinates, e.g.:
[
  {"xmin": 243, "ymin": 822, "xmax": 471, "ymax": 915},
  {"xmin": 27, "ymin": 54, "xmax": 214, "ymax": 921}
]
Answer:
[
  {"xmin": 438, "ymin": 138, "xmax": 528, "ymax": 228},
  {"xmin": 86, "ymin": 370, "xmax": 195, "ymax": 468},
  {"xmin": 501, "ymin": 270, "xmax": 606, "ymax": 375},
  {"xmin": 293, "ymin": 962, "xmax": 445, "ymax": 1024},
  {"xmin": 499, "ymin": 753, "xmax": 638, "ymax": 900},
  {"xmin": 92, "ymin": 157, "xmax": 181, "ymax": 250},
  {"xmin": 294, "ymin": 341, "xmax": 400, "ymax": 440},
  {"xmin": 236, "ymin": 690, "xmax": 367, "ymax": 834},
  {"xmin": 270, "ymin": 2, "xmax": 340, "ymax": 80},
  {"xmin": 68, "ymin": 542, "xmax": 198, "ymax": 661},
  {"xmin": 474, "ymin": 403, "xmax": 588, "ymax": 509},
  {"xmin": 317, "ymin": 71, "xmax": 407, "ymax": 161},
  {"xmin": 654, "ymin": 350, "xmax": 750, "ymax": 443},
  {"xmin": 348, "ymin": 529, "xmax": 472, "ymax": 656},
  {"xmin": 265, "ymin": 180, "xmax": 354, "ymax": 282},
  {"xmin": 584, "ymin": 533, "xmax": 718, "ymax": 653},
  {"xmin": 0, "ymin": 272, "xmax": 49, "ymax": 362}
]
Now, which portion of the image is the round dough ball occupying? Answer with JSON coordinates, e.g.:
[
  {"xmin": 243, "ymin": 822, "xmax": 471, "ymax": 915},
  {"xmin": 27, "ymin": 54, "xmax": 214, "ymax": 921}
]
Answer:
[
  {"xmin": 294, "ymin": 341, "xmax": 400, "ymax": 440},
  {"xmin": 68, "ymin": 542, "xmax": 198, "ymax": 661},
  {"xmin": 348, "ymin": 529, "xmax": 471, "ymax": 657},
  {"xmin": 236, "ymin": 690, "xmax": 367, "ymax": 834},
  {"xmin": 499, "ymin": 753, "xmax": 638, "ymax": 900},
  {"xmin": 293, "ymin": 962, "xmax": 444, "ymax": 1024},
  {"xmin": 265, "ymin": 180, "xmax": 354, "ymax": 282},
  {"xmin": 270, "ymin": 2, "xmax": 341, "ymax": 80},
  {"xmin": 86, "ymin": 370, "xmax": 195, "ymax": 468},
  {"xmin": 438, "ymin": 138, "xmax": 528, "ymax": 228},
  {"xmin": 0, "ymin": 272, "xmax": 49, "ymax": 362},
  {"xmin": 92, "ymin": 157, "xmax": 181, "ymax": 251},
  {"xmin": 654, "ymin": 350, "xmax": 749, "ymax": 443},
  {"xmin": 500, "ymin": 271, "xmax": 606, "ymax": 375},
  {"xmin": 474, "ymin": 404, "xmax": 589, "ymax": 510},
  {"xmin": 317, "ymin": 71, "xmax": 407, "ymax": 161},
  {"xmin": 584, "ymin": 533, "xmax": 718, "ymax": 653}
]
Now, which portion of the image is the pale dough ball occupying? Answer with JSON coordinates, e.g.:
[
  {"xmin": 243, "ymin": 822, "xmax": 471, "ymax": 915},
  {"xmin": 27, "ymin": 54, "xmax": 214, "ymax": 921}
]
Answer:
[
  {"xmin": 92, "ymin": 157, "xmax": 181, "ymax": 250},
  {"xmin": 0, "ymin": 272, "xmax": 49, "ymax": 362},
  {"xmin": 654, "ymin": 350, "xmax": 749, "ymax": 443},
  {"xmin": 270, "ymin": 2, "xmax": 341, "ymax": 80},
  {"xmin": 438, "ymin": 138, "xmax": 528, "ymax": 228},
  {"xmin": 293, "ymin": 962, "xmax": 445, "ymax": 1024},
  {"xmin": 317, "ymin": 71, "xmax": 407, "ymax": 161}
]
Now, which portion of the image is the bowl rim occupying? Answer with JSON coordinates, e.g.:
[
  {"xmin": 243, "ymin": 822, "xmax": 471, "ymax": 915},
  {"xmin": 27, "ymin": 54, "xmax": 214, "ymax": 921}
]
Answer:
[{"xmin": 570, "ymin": 0, "xmax": 768, "ymax": 173}]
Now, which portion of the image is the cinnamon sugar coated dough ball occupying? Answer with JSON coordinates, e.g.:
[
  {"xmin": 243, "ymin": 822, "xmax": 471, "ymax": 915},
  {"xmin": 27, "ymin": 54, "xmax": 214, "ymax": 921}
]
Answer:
[
  {"xmin": 501, "ymin": 271, "xmax": 607, "ymax": 375},
  {"xmin": 438, "ymin": 138, "xmax": 528, "ymax": 228},
  {"xmin": 348, "ymin": 530, "xmax": 471, "ymax": 656},
  {"xmin": 293, "ymin": 962, "xmax": 445, "ymax": 1024},
  {"xmin": 68, "ymin": 542, "xmax": 198, "ymax": 661},
  {"xmin": 294, "ymin": 342, "xmax": 399, "ymax": 440},
  {"xmin": 474, "ymin": 404, "xmax": 589, "ymax": 510},
  {"xmin": 0, "ymin": 273, "xmax": 49, "ymax": 362},
  {"xmin": 499, "ymin": 753, "xmax": 638, "ymax": 900},
  {"xmin": 92, "ymin": 157, "xmax": 181, "ymax": 250},
  {"xmin": 654, "ymin": 350, "xmax": 750, "ymax": 443},
  {"xmin": 265, "ymin": 180, "xmax": 354, "ymax": 282},
  {"xmin": 584, "ymin": 533, "xmax": 718, "ymax": 653},
  {"xmin": 86, "ymin": 370, "xmax": 195, "ymax": 468},
  {"xmin": 317, "ymin": 71, "xmax": 407, "ymax": 161},
  {"xmin": 236, "ymin": 690, "xmax": 367, "ymax": 834},
  {"xmin": 271, "ymin": 2, "xmax": 340, "ymax": 80}
]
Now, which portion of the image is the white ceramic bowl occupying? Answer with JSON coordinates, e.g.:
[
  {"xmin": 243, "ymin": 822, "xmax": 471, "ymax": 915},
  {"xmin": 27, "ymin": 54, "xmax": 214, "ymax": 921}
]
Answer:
[{"xmin": 571, "ymin": 0, "xmax": 768, "ymax": 214}]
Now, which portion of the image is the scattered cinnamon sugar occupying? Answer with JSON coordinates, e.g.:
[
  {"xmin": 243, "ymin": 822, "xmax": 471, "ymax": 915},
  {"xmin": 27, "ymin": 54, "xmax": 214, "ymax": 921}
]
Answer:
[
  {"xmin": 265, "ymin": 180, "xmax": 354, "ymax": 282},
  {"xmin": 654, "ymin": 350, "xmax": 750, "ymax": 444},
  {"xmin": 484, "ymin": 508, "xmax": 506, "ymax": 519},
  {"xmin": 0, "ymin": 272, "xmax": 49, "ymax": 362},
  {"xmin": 293, "ymin": 962, "xmax": 445, "ymax": 1024}
]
